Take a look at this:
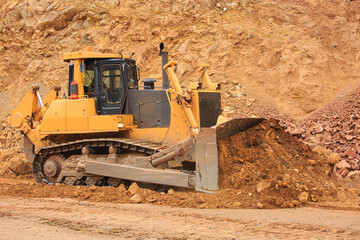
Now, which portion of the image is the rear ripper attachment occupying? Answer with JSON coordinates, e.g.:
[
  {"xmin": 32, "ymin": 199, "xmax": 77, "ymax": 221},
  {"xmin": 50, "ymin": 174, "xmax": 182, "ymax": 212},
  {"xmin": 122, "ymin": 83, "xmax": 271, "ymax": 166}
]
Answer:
[{"xmin": 10, "ymin": 43, "xmax": 265, "ymax": 193}]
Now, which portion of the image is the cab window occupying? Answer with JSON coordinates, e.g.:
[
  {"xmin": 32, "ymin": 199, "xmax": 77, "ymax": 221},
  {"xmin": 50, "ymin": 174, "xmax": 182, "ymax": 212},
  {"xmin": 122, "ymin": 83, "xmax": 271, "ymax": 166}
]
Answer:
[
  {"xmin": 128, "ymin": 65, "xmax": 138, "ymax": 89},
  {"xmin": 101, "ymin": 65, "xmax": 123, "ymax": 104},
  {"xmin": 84, "ymin": 65, "xmax": 95, "ymax": 95}
]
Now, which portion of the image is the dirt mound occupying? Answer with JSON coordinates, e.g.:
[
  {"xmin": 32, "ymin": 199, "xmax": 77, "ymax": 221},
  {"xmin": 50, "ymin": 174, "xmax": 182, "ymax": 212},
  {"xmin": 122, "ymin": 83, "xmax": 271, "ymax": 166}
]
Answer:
[
  {"xmin": 217, "ymin": 119, "xmax": 346, "ymax": 208},
  {"xmin": 0, "ymin": 119, "xmax": 358, "ymax": 209}
]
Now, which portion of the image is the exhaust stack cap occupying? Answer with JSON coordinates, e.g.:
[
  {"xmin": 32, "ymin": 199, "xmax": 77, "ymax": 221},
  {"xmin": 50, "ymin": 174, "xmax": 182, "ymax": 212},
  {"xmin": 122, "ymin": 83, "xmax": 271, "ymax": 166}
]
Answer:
[{"xmin": 159, "ymin": 43, "xmax": 164, "ymax": 56}]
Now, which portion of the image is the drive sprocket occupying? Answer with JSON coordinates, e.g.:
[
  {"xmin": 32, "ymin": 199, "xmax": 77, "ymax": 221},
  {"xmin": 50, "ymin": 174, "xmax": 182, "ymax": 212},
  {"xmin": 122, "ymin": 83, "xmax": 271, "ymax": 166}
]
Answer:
[{"xmin": 41, "ymin": 154, "xmax": 63, "ymax": 183}]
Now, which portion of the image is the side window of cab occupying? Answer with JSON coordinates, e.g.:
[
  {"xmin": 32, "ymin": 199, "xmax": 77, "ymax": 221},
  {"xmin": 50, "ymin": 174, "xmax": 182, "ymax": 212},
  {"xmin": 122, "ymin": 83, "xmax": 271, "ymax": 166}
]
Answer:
[
  {"xmin": 84, "ymin": 65, "xmax": 95, "ymax": 96},
  {"xmin": 128, "ymin": 65, "xmax": 138, "ymax": 89}
]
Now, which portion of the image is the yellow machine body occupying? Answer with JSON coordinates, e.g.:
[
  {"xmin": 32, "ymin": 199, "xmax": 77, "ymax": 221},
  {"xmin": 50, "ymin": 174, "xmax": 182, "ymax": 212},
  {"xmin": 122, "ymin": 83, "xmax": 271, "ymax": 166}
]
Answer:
[{"xmin": 9, "ymin": 48, "xmax": 262, "ymax": 192}]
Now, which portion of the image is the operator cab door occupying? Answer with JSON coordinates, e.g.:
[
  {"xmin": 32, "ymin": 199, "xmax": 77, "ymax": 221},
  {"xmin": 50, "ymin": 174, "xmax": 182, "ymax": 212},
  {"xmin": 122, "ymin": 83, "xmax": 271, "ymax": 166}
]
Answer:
[{"xmin": 97, "ymin": 61, "xmax": 127, "ymax": 115}]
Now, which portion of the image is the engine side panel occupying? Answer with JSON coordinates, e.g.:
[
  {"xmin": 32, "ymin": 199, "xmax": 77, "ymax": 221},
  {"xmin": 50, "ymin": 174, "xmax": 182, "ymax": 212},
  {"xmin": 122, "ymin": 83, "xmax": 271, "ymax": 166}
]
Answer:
[{"xmin": 124, "ymin": 90, "xmax": 170, "ymax": 128}]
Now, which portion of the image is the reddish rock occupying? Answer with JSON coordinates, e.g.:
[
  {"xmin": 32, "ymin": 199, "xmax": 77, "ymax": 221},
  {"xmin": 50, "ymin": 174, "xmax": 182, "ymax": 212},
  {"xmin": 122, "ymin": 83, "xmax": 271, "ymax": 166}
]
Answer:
[
  {"xmin": 345, "ymin": 170, "xmax": 360, "ymax": 180},
  {"xmin": 289, "ymin": 127, "xmax": 303, "ymax": 136},
  {"xmin": 324, "ymin": 132, "xmax": 332, "ymax": 143},
  {"xmin": 332, "ymin": 133, "xmax": 340, "ymax": 142},
  {"xmin": 315, "ymin": 125, "xmax": 324, "ymax": 133},
  {"xmin": 344, "ymin": 149, "xmax": 357, "ymax": 159},
  {"xmin": 351, "ymin": 163, "xmax": 360, "ymax": 170},
  {"xmin": 334, "ymin": 160, "xmax": 351, "ymax": 169},
  {"xmin": 338, "ymin": 167, "xmax": 349, "ymax": 178},
  {"xmin": 301, "ymin": 131, "xmax": 311, "ymax": 139},
  {"xmin": 345, "ymin": 135, "xmax": 354, "ymax": 141},
  {"xmin": 342, "ymin": 123, "xmax": 350, "ymax": 133}
]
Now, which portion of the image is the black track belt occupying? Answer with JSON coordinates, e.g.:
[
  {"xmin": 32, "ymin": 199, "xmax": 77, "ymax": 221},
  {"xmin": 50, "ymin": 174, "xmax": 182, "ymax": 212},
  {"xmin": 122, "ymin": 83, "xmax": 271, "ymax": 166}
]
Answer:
[{"xmin": 32, "ymin": 138, "xmax": 162, "ymax": 184}]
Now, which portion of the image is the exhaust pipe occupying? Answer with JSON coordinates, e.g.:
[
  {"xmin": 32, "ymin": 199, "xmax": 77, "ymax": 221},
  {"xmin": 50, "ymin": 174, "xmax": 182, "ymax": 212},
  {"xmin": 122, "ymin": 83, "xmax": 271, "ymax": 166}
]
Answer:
[{"xmin": 159, "ymin": 43, "xmax": 169, "ymax": 89}]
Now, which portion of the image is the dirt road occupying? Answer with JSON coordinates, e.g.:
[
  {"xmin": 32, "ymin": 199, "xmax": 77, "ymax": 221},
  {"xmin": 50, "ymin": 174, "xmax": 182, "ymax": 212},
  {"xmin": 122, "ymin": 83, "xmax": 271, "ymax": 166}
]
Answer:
[{"xmin": 0, "ymin": 196, "xmax": 359, "ymax": 240}]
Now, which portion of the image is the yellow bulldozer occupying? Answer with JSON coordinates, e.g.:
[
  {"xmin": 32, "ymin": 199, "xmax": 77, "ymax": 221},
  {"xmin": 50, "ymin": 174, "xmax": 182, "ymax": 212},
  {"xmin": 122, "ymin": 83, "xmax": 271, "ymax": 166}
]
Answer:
[{"xmin": 9, "ymin": 44, "xmax": 263, "ymax": 192}]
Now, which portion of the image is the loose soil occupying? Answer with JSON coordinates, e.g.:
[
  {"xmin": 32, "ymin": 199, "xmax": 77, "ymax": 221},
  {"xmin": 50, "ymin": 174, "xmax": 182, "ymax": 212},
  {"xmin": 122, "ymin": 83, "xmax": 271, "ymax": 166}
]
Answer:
[
  {"xmin": 0, "ymin": 120, "xmax": 359, "ymax": 210},
  {"xmin": 218, "ymin": 119, "xmax": 350, "ymax": 208},
  {"xmin": 1, "ymin": 197, "xmax": 359, "ymax": 240}
]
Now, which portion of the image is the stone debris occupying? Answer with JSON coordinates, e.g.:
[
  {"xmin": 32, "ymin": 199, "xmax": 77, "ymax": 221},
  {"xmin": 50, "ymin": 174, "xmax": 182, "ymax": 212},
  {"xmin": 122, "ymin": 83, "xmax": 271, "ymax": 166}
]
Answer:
[
  {"xmin": 128, "ymin": 182, "xmax": 140, "ymax": 196},
  {"xmin": 130, "ymin": 194, "xmax": 142, "ymax": 203},
  {"xmin": 285, "ymin": 91, "xmax": 360, "ymax": 180},
  {"xmin": 0, "ymin": 150, "xmax": 31, "ymax": 176}
]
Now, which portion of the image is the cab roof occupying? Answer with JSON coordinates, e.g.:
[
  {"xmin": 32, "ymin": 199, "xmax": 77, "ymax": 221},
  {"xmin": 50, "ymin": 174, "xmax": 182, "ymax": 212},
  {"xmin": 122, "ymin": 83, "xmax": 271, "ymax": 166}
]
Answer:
[{"xmin": 63, "ymin": 52, "xmax": 130, "ymax": 62}]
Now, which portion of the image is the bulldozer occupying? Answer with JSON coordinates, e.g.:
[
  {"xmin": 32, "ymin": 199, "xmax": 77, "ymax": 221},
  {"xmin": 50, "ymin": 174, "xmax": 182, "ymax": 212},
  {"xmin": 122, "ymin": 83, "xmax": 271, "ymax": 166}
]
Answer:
[{"xmin": 9, "ymin": 44, "xmax": 263, "ymax": 192}]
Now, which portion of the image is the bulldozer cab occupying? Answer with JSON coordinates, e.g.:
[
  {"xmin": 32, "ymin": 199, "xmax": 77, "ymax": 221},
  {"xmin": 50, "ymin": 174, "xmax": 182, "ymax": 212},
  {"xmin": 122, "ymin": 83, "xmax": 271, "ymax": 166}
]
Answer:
[{"xmin": 68, "ymin": 57, "xmax": 139, "ymax": 115}]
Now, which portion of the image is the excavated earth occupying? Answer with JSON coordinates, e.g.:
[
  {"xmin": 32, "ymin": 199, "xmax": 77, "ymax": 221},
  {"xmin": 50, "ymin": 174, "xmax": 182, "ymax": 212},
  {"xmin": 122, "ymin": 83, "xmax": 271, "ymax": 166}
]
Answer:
[
  {"xmin": 0, "ymin": 0, "xmax": 360, "ymax": 238},
  {"xmin": 0, "ymin": 120, "xmax": 359, "ymax": 210}
]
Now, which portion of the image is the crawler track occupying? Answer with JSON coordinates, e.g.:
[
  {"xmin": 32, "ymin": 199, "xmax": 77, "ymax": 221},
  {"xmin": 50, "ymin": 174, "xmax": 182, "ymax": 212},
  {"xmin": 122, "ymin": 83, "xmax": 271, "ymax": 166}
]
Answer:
[{"xmin": 32, "ymin": 138, "xmax": 163, "ymax": 184}]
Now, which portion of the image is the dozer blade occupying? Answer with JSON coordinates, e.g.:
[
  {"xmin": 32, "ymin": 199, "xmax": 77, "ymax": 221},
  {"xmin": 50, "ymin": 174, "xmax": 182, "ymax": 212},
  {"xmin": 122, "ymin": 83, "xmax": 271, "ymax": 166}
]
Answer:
[{"xmin": 195, "ymin": 118, "xmax": 265, "ymax": 192}]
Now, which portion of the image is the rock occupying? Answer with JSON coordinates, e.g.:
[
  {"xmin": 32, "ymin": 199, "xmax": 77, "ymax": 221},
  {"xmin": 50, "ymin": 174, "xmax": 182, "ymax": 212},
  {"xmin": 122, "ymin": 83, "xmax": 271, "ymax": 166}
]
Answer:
[
  {"xmin": 324, "ymin": 132, "xmax": 332, "ymax": 143},
  {"xmin": 199, "ymin": 203, "xmax": 208, "ymax": 209},
  {"xmin": 342, "ymin": 123, "xmax": 350, "ymax": 132},
  {"xmin": 345, "ymin": 170, "xmax": 360, "ymax": 180},
  {"xmin": 326, "ymin": 153, "xmax": 340, "ymax": 165},
  {"xmin": 256, "ymin": 180, "xmax": 272, "ymax": 193},
  {"xmin": 345, "ymin": 135, "xmax": 354, "ymax": 141},
  {"xmin": 167, "ymin": 189, "xmax": 175, "ymax": 195},
  {"xmin": 60, "ymin": 7, "xmax": 79, "ymax": 22},
  {"xmin": 4, "ymin": 155, "xmax": 32, "ymax": 176},
  {"xmin": 338, "ymin": 168, "xmax": 350, "ymax": 178},
  {"xmin": 335, "ymin": 160, "xmax": 351, "ymax": 169},
  {"xmin": 312, "ymin": 146, "xmax": 326, "ymax": 155},
  {"xmin": 197, "ymin": 196, "xmax": 205, "ymax": 203},
  {"xmin": 282, "ymin": 173, "xmax": 291, "ymax": 186},
  {"xmin": 88, "ymin": 185, "xmax": 97, "ymax": 192},
  {"xmin": 131, "ymin": 194, "xmax": 142, "ymax": 204},
  {"xmin": 118, "ymin": 183, "xmax": 126, "ymax": 193},
  {"xmin": 289, "ymin": 127, "xmax": 303, "ymax": 136},
  {"xmin": 287, "ymin": 202, "xmax": 295, "ymax": 208},
  {"xmin": 324, "ymin": 148, "xmax": 332, "ymax": 156},
  {"xmin": 351, "ymin": 163, "xmax": 360, "ymax": 170},
  {"xmin": 291, "ymin": 200, "xmax": 301, "ymax": 206},
  {"xmin": 344, "ymin": 149, "xmax": 357, "ymax": 159},
  {"xmin": 128, "ymin": 182, "xmax": 140, "ymax": 196},
  {"xmin": 314, "ymin": 125, "xmax": 323, "ymax": 133},
  {"xmin": 233, "ymin": 202, "xmax": 241, "ymax": 207},
  {"xmin": 307, "ymin": 159, "xmax": 316, "ymax": 166},
  {"xmin": 256, "ymin": 202, "xmax": 264, "ymax": 209},
  {"xmin": 298, "ymin": 192, "xmax": 309, "ymax": 203}
]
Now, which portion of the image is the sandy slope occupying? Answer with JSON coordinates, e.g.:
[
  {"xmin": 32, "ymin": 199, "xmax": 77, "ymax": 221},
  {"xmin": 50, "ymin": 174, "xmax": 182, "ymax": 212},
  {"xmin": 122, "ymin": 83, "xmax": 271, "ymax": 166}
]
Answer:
[{"xmin": 0, "ymin": 0, "xmax": 359, "ymax": 118}]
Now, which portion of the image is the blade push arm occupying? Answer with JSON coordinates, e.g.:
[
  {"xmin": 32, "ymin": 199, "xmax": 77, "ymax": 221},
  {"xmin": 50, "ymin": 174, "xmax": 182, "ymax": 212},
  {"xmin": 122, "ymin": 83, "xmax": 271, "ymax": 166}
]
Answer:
[
  {"xmin": 164, "ymin": 61, "xmax": 199, "ymax": 135},
  {"xmin": 8, "ymin": 85, "xmax": 60, "ymax": 149}
]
